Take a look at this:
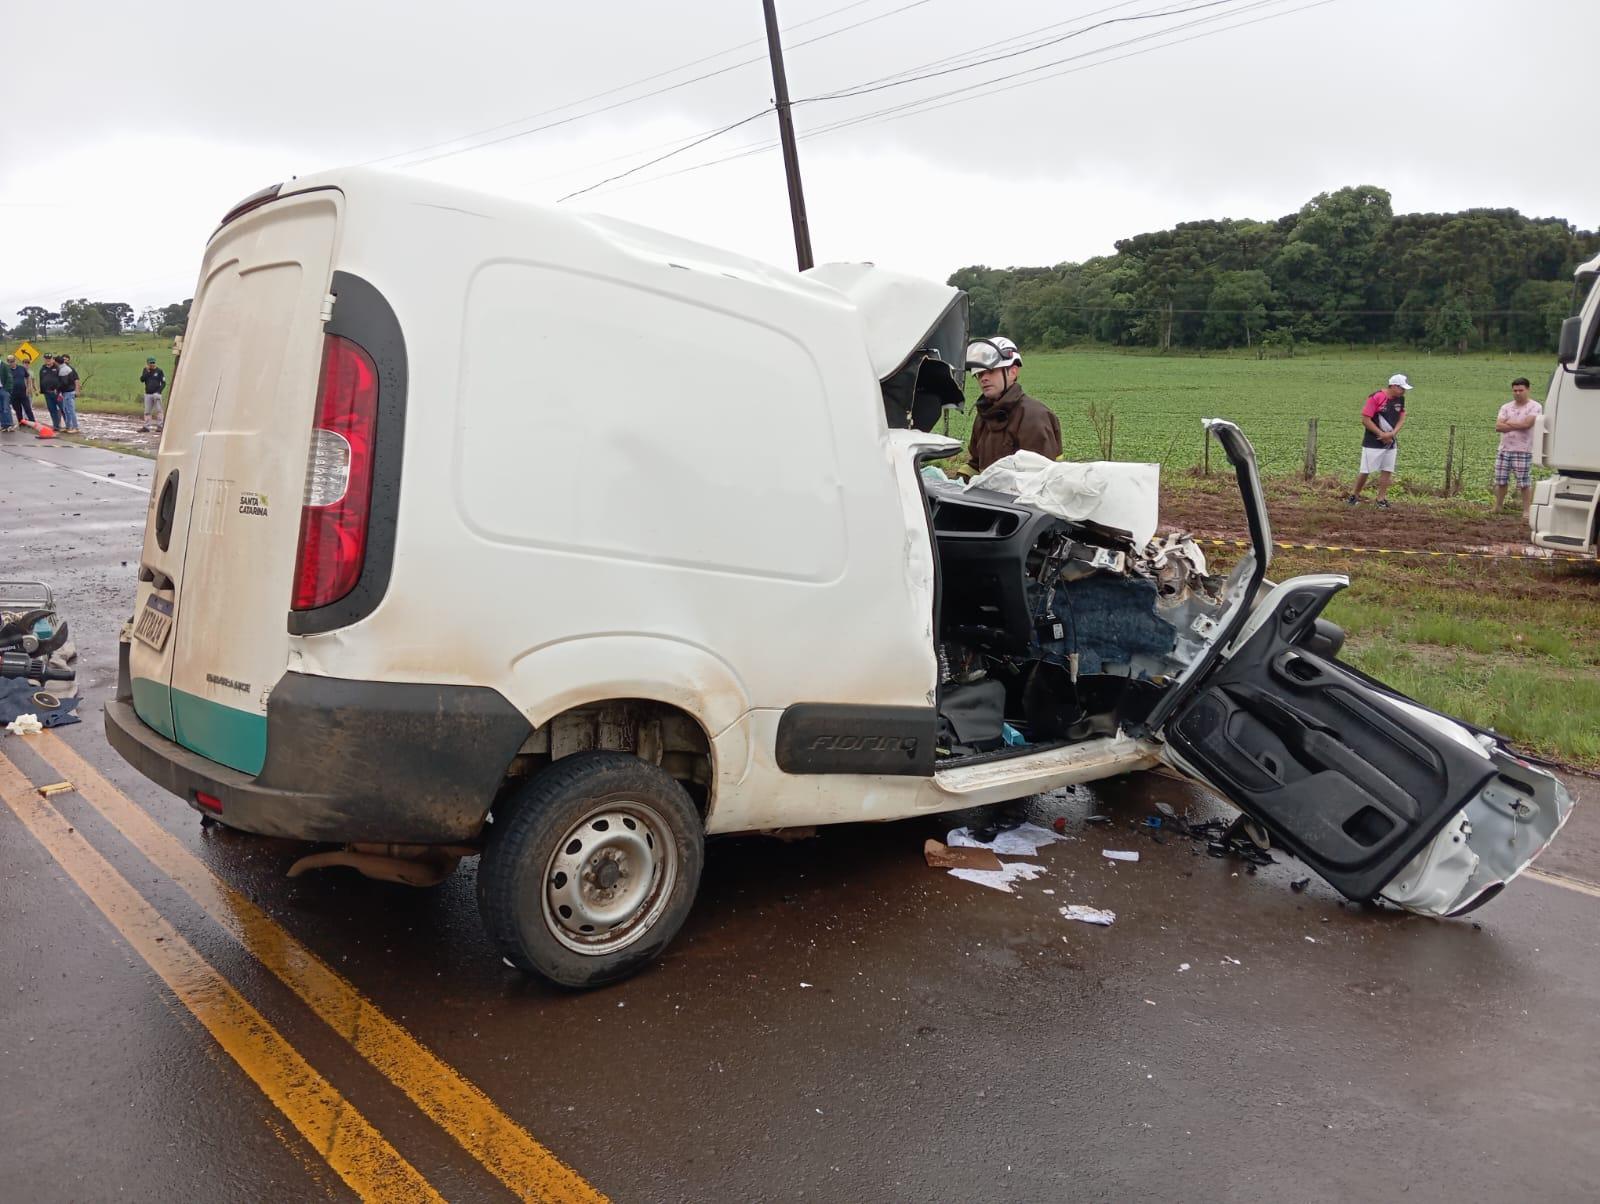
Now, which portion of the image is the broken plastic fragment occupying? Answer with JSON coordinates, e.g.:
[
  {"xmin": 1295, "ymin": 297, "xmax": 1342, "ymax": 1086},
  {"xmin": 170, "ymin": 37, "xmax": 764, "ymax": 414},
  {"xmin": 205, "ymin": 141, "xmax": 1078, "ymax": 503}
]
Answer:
[
  {"xmin": 5, "ymin": 714, "xmax": 43, "ymax": 736},
  {"xmin": 1101, "ymin": 849, "xmax": 1140, "ymax": 863},
  {"xmin": 1178, "ymin": 963, "xmax": 1191, "ymax": 972},
  {"xmin": 1060, "ymin": 905, "xmax": 1116, "ymax": 926}
]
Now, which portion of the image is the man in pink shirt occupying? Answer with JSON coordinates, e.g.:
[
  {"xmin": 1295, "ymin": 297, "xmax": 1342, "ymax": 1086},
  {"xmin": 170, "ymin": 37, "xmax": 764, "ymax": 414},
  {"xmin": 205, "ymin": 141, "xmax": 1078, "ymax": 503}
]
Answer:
[
  {"xmin": 1493, "ymin": 376, "xmax": 1542, "ymax": 515},
  {"xmin": 1347, "ymin": 373, "xmax": 1411, "ymax": 509}
]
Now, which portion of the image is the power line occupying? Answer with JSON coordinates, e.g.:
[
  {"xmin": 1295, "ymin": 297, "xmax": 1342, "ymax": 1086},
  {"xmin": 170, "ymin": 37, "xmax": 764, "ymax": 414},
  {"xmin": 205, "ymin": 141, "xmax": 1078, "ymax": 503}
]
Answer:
[
  {"xmin": 799, "ymin": 0, "xmax": 1239, "ymax": 105},
  {"xmin": 378, "ymin": 0, "xmax": 940, "ymax": 171},
  {"xmin": 527, "ymin": 0, "xmax": 1157, "ymax": 190},
  {"xmin": 580, "ymin": 0, "xmax": 1323, "ymax": 199},
  {"xmin": 557, "ymin": 109, "xmax": 773, "ymax": 202},
  {"xmin": 358, "ymin": 0, "xmax": 882, "ymax": 167}
]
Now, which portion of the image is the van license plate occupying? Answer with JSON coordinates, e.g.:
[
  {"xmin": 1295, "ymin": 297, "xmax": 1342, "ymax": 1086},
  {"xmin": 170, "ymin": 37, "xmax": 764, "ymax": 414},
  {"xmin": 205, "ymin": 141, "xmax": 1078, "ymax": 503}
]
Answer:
[{"xmin": 133, "ymin": 595, "xmax": 174, "ymax": 652}]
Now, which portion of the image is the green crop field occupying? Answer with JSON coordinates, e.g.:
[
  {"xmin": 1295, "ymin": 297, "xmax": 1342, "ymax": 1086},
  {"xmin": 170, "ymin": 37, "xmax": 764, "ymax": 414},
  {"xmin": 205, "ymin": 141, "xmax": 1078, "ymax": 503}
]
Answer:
[
  {"xmin": 15, "ymin": 334, "xmax": 175, "ymax": 413},
  {"xmin": 944, "ymin": 347, "xmax": 1552, "ymax": 499},
  {"xmin": 41, "ymin": 336, "xmax": 1551, "ymax": 498}
]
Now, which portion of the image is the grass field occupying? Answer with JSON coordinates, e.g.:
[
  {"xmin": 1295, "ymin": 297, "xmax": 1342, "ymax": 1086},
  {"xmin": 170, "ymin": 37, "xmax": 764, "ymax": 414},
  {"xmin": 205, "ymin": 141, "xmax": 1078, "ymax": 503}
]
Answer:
[
  {"xmin": 51, "ymin": 336, "xmax": 1549, "ymax": 498},
  {"xmin": 30, "ymin": 334, "xmax": 1598, "ymax": 769},
  {"xmin": 1217, "ymin": 545, "xmax": 1600, "ymax": 772},
  {"xmin": 16, "ymin": 334, "xmax": 173, "ymax": 413},
  {"xmin": 946, "ymin": 347, "xmax": 1552, "ymax": 499}
]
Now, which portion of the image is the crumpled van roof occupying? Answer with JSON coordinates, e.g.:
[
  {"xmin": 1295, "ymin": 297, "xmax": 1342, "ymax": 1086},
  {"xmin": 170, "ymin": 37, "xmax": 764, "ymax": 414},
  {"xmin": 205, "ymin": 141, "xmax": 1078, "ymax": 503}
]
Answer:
[{"xmin": 263, "ymin": 167, "xmax": 963, "ymax": 387}]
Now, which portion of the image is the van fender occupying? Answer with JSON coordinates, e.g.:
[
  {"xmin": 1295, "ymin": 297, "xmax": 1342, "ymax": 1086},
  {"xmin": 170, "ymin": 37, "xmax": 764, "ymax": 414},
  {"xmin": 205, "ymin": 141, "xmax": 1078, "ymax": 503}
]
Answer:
[{"xmin": 505, "ymin": 634, "xmax": 752, "ymax": 744}]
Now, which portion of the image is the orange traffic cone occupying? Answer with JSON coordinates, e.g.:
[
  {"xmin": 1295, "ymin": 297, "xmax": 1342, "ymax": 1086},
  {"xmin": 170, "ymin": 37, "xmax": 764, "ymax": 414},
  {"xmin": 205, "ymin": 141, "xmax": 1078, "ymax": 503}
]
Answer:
[{"xmin": 35, "ymin": 423, "xmax": 56, "ymax": 439}]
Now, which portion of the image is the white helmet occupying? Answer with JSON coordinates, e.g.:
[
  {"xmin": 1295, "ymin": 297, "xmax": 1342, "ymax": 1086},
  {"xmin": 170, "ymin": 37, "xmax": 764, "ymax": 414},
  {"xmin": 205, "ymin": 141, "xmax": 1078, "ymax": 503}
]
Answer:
[{"xmin": 966, "ymin": 336, "xmax": 1022, "ymax": 376}]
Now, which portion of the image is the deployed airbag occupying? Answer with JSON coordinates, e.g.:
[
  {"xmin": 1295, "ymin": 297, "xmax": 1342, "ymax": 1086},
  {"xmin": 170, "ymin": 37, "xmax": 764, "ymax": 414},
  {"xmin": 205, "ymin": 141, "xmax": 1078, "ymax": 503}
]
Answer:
[{"xmin": 966, "ymin": 454, "xmax": 1161, "ymax": 548}]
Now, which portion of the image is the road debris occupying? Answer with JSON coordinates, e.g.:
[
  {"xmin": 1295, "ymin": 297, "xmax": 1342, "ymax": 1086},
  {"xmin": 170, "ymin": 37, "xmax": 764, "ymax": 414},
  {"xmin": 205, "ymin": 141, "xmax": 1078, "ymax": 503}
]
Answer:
[
  {"xmin": 1291, "ymin": 877, "xmax": 1311, "ymax": 893},
  {"xmin": 5, "ymin": 714, "xmax": 43, "ymax": 736},
  {"xmin": 1059, "ymin": 905, "xmax": 1116, "ymax": 926},
  {"xmin": 1146, "ymin": 807, "xmax": 1277, "ymax": 868},
  {"xmin": 923, "ymin": 839, "xmax": 1004, "ymax": 872},
  {"xmin": 948, "ymin": 862, "xmax": 1049, "ymax": 894},
  {"xmin": 36, "ymin": 781, "xmax": 72, "ymax": 797},
  {"xmin": 1102, "ymin": 849, "xmax": 1140, "ymax": 863},
  {"xmin": 947, "ymin": 822, "xmax": 1065, "ymax": 856},
  {"xmin": 1178, "ymin": 963, "xmax": 1191, "ymax": 972}
]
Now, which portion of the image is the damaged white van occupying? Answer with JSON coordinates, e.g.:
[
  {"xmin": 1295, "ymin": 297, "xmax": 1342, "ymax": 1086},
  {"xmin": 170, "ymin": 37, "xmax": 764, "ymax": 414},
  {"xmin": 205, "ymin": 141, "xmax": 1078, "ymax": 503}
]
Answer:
[{"xmin": 107, "ymin": 170, "xmax": 1572, "ymax": 988}]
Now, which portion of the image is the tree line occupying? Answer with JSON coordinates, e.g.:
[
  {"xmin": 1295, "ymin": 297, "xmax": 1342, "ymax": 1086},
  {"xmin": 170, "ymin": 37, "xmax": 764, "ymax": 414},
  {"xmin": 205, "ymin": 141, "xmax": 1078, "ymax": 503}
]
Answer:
[
  {"xmin": 950, "ymin": 185, "xmax": 1600, "ymax": 355},
  {"xmin": 3, "ymin": 299, "xmax": 192, "ymax": 347}
]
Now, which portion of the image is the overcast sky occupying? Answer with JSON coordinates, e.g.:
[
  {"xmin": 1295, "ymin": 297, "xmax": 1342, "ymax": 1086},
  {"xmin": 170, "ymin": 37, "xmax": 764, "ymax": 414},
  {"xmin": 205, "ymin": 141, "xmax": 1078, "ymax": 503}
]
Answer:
[{"xmin": 2, "ymin": 0, "xmax": 1593, "ymax": 321}]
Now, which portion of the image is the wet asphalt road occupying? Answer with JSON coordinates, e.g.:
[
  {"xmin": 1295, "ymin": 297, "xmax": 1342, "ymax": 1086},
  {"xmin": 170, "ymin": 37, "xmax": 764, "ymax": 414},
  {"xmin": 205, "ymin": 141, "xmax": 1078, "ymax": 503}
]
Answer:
[{"xmin": 3, "ymin": 435, "xmax": 1599, "ymax": 1202}]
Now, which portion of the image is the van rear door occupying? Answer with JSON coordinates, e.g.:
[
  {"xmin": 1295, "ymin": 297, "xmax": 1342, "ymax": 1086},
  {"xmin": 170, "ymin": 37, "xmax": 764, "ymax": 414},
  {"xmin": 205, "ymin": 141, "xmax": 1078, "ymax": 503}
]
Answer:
[{"xmin": 128, "ymin": 188, "xmax": 341, "ymax": 775}]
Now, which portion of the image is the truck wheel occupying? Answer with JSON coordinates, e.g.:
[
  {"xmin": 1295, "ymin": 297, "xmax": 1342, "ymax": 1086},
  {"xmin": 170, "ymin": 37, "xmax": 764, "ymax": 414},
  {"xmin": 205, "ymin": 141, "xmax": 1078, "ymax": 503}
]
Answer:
[{"xmin": 477, "ymin": 751, "xmax": 704, "ymax": 988}]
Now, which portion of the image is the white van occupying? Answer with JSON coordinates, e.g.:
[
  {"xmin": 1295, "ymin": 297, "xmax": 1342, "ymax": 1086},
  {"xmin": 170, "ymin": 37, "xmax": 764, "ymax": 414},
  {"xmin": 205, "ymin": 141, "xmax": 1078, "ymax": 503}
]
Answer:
[{"xmin": 107, "ymin": 170, "xmax": 1572, "ymax": 987}]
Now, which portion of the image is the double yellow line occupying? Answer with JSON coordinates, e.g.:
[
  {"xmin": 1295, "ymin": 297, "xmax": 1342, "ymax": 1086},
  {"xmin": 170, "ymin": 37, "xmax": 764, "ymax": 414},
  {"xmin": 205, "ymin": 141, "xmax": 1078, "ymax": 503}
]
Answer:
[{"xmin": 0, "ymin": 734, "xmax": 606, "ymax": 1203}]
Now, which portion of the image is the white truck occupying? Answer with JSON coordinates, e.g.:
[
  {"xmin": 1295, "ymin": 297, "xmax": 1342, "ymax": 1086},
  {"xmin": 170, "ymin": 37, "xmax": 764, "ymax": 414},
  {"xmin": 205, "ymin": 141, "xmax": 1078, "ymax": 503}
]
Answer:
[{"xmin": 1531, "ymin": 251, "xmax": 1600, "ymax": 554}]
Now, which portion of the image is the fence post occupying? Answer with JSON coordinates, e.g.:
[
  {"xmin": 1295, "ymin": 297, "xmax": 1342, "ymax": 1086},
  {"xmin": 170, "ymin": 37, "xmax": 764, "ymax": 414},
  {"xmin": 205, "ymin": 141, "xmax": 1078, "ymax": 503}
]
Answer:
[
  {"xmin": 1202, "ymin": 428, "xmax": 1210, "ymax": 477},
  {"xmin": 1303, "ymin": 417, "xmax": 1318, "ymax": 480},
  {"xmin": 1443, "ymin": 424, "xmax": 1456, "ymax": 496}
]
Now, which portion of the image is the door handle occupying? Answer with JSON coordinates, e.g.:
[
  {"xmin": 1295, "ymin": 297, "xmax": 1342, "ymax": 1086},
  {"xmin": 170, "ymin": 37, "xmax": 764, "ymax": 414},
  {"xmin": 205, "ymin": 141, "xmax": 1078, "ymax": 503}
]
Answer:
[{"xmin": 1272, "ymin": 650, "xmax": 1324, "ymax": 684}]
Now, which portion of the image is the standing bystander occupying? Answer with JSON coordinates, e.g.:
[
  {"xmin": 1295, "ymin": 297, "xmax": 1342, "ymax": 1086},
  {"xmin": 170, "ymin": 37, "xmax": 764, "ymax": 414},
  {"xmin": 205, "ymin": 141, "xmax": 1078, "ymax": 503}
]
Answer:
[
  {"xmin": 1493, "ymin": 377, "xmax": 1542, "ymax": 516},
  {"xmin": 55, "ymin": 353, "xmax": 81, "ymax": 433},
  {"xmin": 1347, "ymin": 373, "xmax": 1412, "ymax": 509},
  {"xmin": 38, "ymin": 354, "xmax": 63, "ymax": 431},
  {"xmin": 0, "ymin": 355, "xmax": 13, "ymax": 431},
  {"xmin": 6, "ymin": 356, "xmax": 36, "ymax": 424},
  {"xmin": 139, "ymin": 357, "xmax": 166, "ymax": 432}
]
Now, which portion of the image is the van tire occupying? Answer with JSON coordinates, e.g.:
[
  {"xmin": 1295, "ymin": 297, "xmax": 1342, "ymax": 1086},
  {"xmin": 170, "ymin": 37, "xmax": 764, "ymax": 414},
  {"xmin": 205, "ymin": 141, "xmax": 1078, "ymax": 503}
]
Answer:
[{"xmin": 477, "ymin": 751, "xmax": 704, "ymax": 988}]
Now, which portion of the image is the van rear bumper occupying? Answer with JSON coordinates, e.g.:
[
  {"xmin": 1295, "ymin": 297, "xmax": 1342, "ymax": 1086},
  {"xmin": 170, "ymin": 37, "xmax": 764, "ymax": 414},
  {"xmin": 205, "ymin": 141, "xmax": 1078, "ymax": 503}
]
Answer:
[{"xmin": 105, "ymin": 645, "xmax": 532, "ymax": 844}]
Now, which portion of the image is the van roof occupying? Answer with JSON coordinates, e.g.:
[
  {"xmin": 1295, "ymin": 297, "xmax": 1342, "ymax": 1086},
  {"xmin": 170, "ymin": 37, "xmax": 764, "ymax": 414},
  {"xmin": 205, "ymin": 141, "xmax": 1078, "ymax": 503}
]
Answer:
[{"xmin": 261, "ymin": 167, "xmax": 964, "ymax": 383}]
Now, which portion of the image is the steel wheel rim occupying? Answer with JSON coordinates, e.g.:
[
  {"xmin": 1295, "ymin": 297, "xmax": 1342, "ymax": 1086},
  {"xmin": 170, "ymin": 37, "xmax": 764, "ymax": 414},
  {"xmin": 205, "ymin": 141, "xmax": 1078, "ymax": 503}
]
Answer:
[{"xmin": 541, "ymin": 800, "xmax": 678, "ymax": 955}]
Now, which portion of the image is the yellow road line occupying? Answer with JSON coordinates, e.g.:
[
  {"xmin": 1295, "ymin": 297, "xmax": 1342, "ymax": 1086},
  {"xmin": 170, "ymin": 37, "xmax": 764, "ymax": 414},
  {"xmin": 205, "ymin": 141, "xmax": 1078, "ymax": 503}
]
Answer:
[
  {"xmin": 34, "ymin": 732, "xmax": 606, "ymax": 1204},
  {"xmin": 0, "ymin": 753, "xmax": 441, "ymax": 1204},
  {"xmin": 1525, "ymin": 867, "xmax": 1600, "ymax": 901}
]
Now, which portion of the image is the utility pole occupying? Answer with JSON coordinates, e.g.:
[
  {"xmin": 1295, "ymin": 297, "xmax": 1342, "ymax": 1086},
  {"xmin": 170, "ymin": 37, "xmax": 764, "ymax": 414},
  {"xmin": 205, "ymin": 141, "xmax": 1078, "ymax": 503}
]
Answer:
[{"xmin": 762, "ymin": 0, "xmax": 814, "ymax": 271}]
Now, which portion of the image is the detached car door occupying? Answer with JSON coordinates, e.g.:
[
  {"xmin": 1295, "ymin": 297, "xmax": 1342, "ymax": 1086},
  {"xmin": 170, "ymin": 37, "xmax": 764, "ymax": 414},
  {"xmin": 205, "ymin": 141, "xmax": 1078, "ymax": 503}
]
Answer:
[{"xmin": 1154, "ymin": 422, "xmax": 1572, "ymax": 917}]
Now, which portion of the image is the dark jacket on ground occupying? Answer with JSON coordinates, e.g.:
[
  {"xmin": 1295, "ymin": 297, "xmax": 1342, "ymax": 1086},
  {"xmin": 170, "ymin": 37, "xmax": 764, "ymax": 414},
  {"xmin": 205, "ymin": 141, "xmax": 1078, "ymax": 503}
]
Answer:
[
  {"xmin": 39, "ymin": 363, "xmax": 60, "ymax": 393},
  {"xmin": 968, "ymin": 382, "xmax": 1063, "ymax": 473}
]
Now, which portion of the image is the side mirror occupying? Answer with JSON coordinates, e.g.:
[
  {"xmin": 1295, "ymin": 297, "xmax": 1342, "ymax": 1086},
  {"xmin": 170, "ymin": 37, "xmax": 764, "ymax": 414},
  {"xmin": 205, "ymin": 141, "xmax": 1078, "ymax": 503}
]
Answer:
[{"xmin": 1557, "ymin": 315, "xmax": 1583, "ymax": 365}]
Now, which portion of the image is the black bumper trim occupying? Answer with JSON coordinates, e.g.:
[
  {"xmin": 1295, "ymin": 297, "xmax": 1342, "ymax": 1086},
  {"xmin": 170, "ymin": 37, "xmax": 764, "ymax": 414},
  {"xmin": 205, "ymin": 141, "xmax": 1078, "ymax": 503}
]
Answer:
[{"xmin": 106, "ymin": 661, "xmax": 531, "ymax": 844}]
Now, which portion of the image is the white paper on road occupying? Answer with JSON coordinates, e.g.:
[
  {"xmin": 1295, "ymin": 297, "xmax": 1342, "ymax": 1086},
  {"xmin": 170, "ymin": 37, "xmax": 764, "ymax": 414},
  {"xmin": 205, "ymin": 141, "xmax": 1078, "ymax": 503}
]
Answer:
[
  {"xmin": 948, "ymin": 861, "xmax": 1048, "ymax": 893},
  {"xmin": 1101, "ymin": 849, "xmax": 1141, "ymax": 862},
  {"xmin": 1059, "ymin": 904, "xmax": 1116, "ymax": 926},
  {"xmin": 947, "ymin": 822, "xmax": 1064, "ymax": 856}
]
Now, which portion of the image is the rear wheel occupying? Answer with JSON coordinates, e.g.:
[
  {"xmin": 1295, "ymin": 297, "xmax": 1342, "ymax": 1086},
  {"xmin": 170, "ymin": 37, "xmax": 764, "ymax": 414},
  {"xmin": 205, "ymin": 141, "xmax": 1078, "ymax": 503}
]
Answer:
[{"xmin": 477, "ymin": 751, "xmax": 704, "ymax": 988}]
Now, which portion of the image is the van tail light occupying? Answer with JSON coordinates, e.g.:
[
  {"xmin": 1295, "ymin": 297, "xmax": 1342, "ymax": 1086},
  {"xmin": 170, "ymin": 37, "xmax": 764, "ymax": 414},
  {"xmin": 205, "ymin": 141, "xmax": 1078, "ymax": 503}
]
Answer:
[{"xmin": 292, "ymin": 335, "xmax": 378, "ymax": 611}]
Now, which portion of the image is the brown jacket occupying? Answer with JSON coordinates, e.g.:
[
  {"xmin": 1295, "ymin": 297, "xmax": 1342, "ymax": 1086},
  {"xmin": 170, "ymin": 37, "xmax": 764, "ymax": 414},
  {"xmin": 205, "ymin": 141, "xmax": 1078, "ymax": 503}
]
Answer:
[{"xmin": 968, "ymin": 383, "xmax": 1063, "ymax": 473}]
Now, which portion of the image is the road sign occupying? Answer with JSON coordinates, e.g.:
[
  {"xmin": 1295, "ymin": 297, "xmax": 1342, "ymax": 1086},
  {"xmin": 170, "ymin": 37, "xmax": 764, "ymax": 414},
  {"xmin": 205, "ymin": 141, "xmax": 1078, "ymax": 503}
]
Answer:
[{"xmin": 13, "ymin": 341, "xmax": 39, "ymax": 365}]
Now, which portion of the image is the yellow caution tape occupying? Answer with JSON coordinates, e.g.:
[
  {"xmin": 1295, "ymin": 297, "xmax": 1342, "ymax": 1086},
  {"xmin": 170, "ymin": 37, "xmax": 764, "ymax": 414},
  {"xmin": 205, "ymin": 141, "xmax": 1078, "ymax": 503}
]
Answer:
[{"xmin": 1199, "ymin": 538, "xmax": 1594, "ymax": 564}]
